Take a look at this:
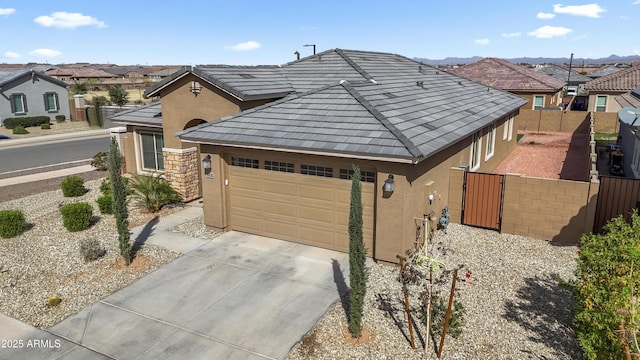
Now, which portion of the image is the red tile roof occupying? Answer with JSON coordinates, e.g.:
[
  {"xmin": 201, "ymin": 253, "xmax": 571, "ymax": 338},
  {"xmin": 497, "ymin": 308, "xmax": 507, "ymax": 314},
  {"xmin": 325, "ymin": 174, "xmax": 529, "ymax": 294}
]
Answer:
[
  {"xmin": 448, "ymin": 58, "xmax": 565, "ymax": 92},
  {"xmin": 585, "ymin": 65, "xmax": 640, "ymax": 92},
  {"xmin": 45, "ymin": 68, "xmax": 117, "ymax": 78}
]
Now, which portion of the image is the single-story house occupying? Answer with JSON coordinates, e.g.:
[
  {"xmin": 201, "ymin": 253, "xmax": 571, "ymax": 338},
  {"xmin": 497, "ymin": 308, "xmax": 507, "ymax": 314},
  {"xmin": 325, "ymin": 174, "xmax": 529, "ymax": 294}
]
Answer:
[
  {"xmin": 0, "ymin": 69, "xmax": 70, "ymax": 126},
  {"xmin": 111, "ymin": 49, "xmax": 527, "ymax": 263},
  {"xmin": 448, "ymin": 57, "xmax": 565, "ymax": 110},
  {"xmin": 616, "ymin": 106, "xmax": 640, "ymax": 178},
  {"xmin": 585, "ymin": 65, "xmax": 640, "ymax": 114}
]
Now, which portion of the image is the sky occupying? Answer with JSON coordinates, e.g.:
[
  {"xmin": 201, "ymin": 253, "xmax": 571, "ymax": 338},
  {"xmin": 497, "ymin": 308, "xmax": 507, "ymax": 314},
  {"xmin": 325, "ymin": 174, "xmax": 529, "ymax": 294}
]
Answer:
[{"xmin": 0, "ymin": 1, "xmax": 638, "ymax": 66}]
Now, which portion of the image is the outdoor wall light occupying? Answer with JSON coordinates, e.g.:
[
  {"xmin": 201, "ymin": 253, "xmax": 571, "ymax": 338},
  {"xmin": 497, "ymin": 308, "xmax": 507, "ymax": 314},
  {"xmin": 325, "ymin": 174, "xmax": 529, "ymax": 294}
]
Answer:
[
  {"xmin": 383, "ymin": 174, "xmax": 395, "ymax": 193},
  {"xmin": 428, "ymin": 194, "xmax": 434, "ymax": 204},
  {"xmin": 190, "ymin": 81, "xmax": 202, "ymax": 96},
  {"xmin": 202, "ymin": 155, "xmax": 213, "ymax": 178}
]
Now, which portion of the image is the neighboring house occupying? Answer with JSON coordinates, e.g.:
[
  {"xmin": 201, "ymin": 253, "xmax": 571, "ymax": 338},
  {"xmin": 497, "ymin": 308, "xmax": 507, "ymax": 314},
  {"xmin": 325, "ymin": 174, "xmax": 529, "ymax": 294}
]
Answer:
[
  {"xmin": 533, "ymin": 64, "xmax": 591, "ymax": 96},
  {"xmin": 111, "ymin": 49, "xmax": 527, "ymax": 263},
  {"xmin": 586, "ymin": 65, "xmax": 623, "ymax": 79},
  {"xmin": 615, "ymin": 87, "xmax": 640, "ymax": 109},
  {"xmin": 617, "ymin": 106, "xmax": 640, "ymax": 178},
  {"xmin": 0, "ymin": 69, "xmax": 70, "ymax": 126},
  {"xmin": 146, "ymin": 67, "xmax": 183, "ymax": 82},
  {"xmin": 448, "ymin": 58, "xmax": 565, "ymax": 111},
  {"xmin": 45, "ymin": 67, "xmax": 118, "ymax": 89},
  {"xmin": 584, "ymin": 65, "xmax": 640, "ymax": 114}
]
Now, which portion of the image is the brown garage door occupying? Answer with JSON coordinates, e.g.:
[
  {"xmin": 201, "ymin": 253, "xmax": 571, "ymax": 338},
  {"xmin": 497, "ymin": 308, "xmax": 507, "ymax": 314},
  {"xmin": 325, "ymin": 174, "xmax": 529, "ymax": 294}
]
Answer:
[{"xmin": 228, "ymin": 166, "xmax": 374, "ymax": 254}]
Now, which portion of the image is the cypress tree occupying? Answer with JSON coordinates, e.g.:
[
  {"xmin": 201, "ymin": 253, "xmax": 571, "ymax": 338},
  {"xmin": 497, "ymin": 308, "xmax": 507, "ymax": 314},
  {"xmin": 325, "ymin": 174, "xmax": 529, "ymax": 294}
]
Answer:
[
  {"xmin": 348, "ymin": 165, "xmax": 367, "ymax": 338},
  {"xmin": 108, "ymin": 138, "xmax": 131, "ymax": 265}
]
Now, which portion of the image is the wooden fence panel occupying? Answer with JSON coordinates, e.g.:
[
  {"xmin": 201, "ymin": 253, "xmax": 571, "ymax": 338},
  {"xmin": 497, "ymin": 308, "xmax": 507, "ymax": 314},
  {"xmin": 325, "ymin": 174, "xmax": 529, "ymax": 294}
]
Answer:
[{"xmin": 462, "ymin": 172, "xmax": 505, "ymax": 231}]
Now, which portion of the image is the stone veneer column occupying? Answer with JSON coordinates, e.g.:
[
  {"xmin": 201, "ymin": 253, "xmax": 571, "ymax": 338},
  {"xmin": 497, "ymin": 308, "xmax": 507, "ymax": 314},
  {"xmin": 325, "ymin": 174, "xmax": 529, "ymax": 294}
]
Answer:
[{"xmin": 162, "ymin": 147, "xmax": 200, "ymax": 202}]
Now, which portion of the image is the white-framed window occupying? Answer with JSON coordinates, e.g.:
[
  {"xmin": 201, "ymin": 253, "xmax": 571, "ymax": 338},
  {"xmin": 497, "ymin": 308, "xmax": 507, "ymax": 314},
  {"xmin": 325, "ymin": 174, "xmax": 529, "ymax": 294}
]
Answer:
[
  {"xmin": 470, "ymin": 130, "xmax": 482, "ymax": 171},
  {"xmin": 10, "ymin": 94, "xmax": 27, "ymax": 114},
  {"xmin": 595, "ymin": 95, "xmax": 607, "ymax": 112},
  {"xmin": 503, "ymin": 115, "xmax": 514, "ymax": 141},
  {"xmin": 533, "ymin": 95, "xmax": 544, "ymax": 110},
  {"xmin": 43, "ymin": 92, "xmax": 59, "ymax": 112},
  {"xmin": 486, "ymin": 122, "xmax": 496, "ymax": 160},
  {"xmin": 140, "ymin": 132, "xmax": 164, "ymax": 171}
]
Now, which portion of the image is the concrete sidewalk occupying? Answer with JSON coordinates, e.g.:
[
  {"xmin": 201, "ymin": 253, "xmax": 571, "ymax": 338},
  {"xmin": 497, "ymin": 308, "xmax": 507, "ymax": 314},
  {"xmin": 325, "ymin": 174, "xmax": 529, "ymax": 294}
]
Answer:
[
  {"xmin": 0, "ymin": 129, "xmax": 110, "ymax": 148},
  {"xmin": 1, "ymin": 205, "xmax": 348, "ymax": 360},
  {"xmin": 0, "ymin": 165, "xmax": 96, "ymax": 187}
]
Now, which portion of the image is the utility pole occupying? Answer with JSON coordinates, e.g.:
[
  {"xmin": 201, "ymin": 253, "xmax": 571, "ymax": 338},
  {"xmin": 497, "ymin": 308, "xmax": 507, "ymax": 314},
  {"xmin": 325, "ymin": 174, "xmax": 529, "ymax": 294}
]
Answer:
[{"xmin": 567, "ymin": 53, "xmax": 574, "ymax": 86}]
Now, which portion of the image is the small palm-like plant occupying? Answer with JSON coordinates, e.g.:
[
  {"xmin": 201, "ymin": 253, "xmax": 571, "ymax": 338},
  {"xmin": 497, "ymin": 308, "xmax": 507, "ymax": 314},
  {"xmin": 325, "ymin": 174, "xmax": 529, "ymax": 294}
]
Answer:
[{"xmin": 130, "ymin": 173, "xmax": 182, "ymax": 213}]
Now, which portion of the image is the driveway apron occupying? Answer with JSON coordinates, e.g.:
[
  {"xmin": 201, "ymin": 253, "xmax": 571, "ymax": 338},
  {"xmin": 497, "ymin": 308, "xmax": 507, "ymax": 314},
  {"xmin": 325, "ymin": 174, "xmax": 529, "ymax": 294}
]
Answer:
[{"xmin": 47, "ymin": 231, "xmax": 350, "ymax": 359}]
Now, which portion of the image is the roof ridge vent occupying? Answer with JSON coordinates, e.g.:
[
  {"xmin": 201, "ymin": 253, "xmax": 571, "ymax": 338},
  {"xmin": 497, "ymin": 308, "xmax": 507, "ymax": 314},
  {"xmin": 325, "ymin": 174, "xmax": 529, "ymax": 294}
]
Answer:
[{"xmin": 369, "ymin": 79, "xmax": 377, "ymax": 84}]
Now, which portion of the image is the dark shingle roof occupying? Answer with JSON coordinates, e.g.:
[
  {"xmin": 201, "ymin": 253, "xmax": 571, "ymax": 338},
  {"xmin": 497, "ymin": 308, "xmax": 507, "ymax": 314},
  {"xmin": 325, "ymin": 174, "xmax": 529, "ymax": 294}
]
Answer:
[
  {"xmin": 0, "ymin": 69, "xmax": 68, "ymax": 89},
  {"xmin": 587, "ymin": 65, "xmax": 622, "ymax": 79},
  {"xmin": 109, "ymin": 102, "xmax": 162, "ymax": 127},
  {"xmin": 533, "ymin": 65, "xmax": 591, "ymax": 84},
  {"xmin": 448, "ymin": 58, "xmax": 565, "ymax": 92},
  {"xmin": 615, "ymin": 87, "xmax": 640, "ymax": 108},
  {"xmin": 178, "ymin": 67, "xmax": 527, "ymax": 163},
  {"xmin": 585, "ymin": 65, "xmax": 640, "ymax": 92}
]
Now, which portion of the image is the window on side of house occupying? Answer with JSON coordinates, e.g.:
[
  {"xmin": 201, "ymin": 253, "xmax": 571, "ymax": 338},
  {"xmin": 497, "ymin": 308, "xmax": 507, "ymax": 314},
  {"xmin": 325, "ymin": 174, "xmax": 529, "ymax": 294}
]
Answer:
[
  {"xmin": 301, "ymin": 164, "xmax": 333, "ymax": 177},
  {"xmin": 470, "ymin": 130, "xmax": 482, "ymax": 171},
  {"xmin": 140, "ymin": 132, "xmax": 164, "ymax": 171},
  {"xmin": 595, "ymin": 95, "xmax": 607, "ymax": 112},
  {"xmin": 43, "ymin": 92, "xmax": 59, "ymax": 112},
  {"xmin": 503, "ymin": 115, "xmax": 514, "ymax": 141},
  {"xmin": 338, "ymin": 169, "xmax": 376, "ymax": 183},
  {"xmin": 533, "ymin": 95, "xmax": 544, "ymax": 110},
  {"xmin": 264, "ymin": 160, "xmax": 294, "ymax": 173},
  {"xmin": 486, "ymin": 122, "xmax": 496, "ymax": 160},
  {"xmin": 10, "ymin": 94, "xmax": 27, "ymax": 114},
  {"xmin": 231, "ymin": 157, "xmax": 259, "ymax": 168}
]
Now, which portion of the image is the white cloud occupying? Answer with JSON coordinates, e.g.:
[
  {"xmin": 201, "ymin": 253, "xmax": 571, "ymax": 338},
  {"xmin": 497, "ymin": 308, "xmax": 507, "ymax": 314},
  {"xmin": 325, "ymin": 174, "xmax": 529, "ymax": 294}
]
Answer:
[
  {"xmin": 634, "ymin": 0, "xmax": 640, "ymax": 4},
  {"xmin": 537, "ymin": 12, "xmax": 556, "ymax": 19},
  {"xmin": 228, "ymin": 41, "xmax": 261, "ymax": 51},
  {"xmin": 528, "ymin": 25, "xmax": 573, "ymax": 38},
  {"xmin": 474, "ymin": 39, "xmax": 490, "ymax": 45},
  {"xmin": 34, "ymin": 12, "xmax": 106, "ymax": 29},
  {"xmin": 502, "ymin": 32, "xmax": 522, "ymax": 38},
  {"xmin": 4, "ymin": 51, "xmax": 20, "ymax": 59},
  {"xmin": 29, "ymin": 48, "xmax": 62, "ymax": 57},
  {"xmin": 552, "ymin": 3, "xmax": 606, "ymax": 18},
  {"xmin": 0, "ymin": 8, "xmax": 15, "ymax": 15}
]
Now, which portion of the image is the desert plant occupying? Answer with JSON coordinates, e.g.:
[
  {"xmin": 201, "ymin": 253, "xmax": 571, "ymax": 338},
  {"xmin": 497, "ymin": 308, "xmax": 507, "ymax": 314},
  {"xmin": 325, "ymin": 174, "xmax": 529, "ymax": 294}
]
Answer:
[
  {"xmin": 12, "ymin": 125, "xmax": 28, "ymax": 135},
  {"xmin": 55, "ymin": 115, "xmax": 66, "ymax": 123},
  {"xmin": 348, "ymin": 165, "xmax": 368, "ymax": 338},
  {"xmin": 3, "ymin": 116, "xmax": 50, "ymax": 129},
  {"xmin": 422, "ymin": 295, "xmax": 466, "ymax": 339},
  {"xmin": 79, "ymin": 238, "xmax": 105, "ymax": 262},
  {"xmin": 108, "ymin": 138, "xmax": 132, "ymax": 265},
  {"xmin": 0, "ymin": 209, "xmax": 27, "ymax": 238},
  {"xmin": 130, "ymin": 173, "xmax": 182, "ymax": 213},
  {"xmin": 40, "ymin": 123, "xmax": 51, "ymax": 129},
  {"xmin": 99, "ymin": 176, "xmax": 131, "ymax": 195},
  {"xmin": 91, "ymin": 152, "xmax": 108, "ymax": 171},
  {"xmin": 96, "ymin": 193, "xmax": 114, "ymax": 214},
  {"xmin": 46, "ymin": 295, "xmax": 61, "ymax": 307},
  {"xmin": 108, "ymin": 84, "xmax": 129, "ymax": 107},
  {"xmin": 61, "ymin": 175, "xmax": 86, "ymax": 197},
  {"xmin": 60, "ymin": 202, "xmax": 94, "ymax": 232},
  {"xmin": 574, "ymin": 211, "xmax": 640, "ymax": 359}
]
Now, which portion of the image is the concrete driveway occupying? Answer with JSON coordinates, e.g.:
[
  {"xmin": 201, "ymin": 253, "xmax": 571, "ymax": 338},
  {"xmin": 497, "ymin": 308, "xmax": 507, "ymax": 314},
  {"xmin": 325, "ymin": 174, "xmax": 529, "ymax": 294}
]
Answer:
[{"xmin": 7, "ymin": 231, "xmax": 350, "ymax": 360}]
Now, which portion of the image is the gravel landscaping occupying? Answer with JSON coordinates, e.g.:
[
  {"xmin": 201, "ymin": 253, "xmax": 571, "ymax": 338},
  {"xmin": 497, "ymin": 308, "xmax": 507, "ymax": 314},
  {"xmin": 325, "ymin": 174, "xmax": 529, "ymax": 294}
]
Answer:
[
  {"xmin": 287, "ymin": 223, "xmax": 583, "ymax": 360},
  {"xmin": 0, "ymin": 178, "xmax": 182, "ymax": 328}
]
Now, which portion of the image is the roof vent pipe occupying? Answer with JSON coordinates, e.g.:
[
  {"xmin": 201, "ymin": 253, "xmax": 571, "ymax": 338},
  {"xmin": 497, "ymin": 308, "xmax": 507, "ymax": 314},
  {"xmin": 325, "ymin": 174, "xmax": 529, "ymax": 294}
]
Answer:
[
  {"xmin": 416, "ymin": 81, "xmax": 424, "ymax": 88},
  {"xmin": 294, "ymin": 51, "xmax": 300, "ymax": 60}
]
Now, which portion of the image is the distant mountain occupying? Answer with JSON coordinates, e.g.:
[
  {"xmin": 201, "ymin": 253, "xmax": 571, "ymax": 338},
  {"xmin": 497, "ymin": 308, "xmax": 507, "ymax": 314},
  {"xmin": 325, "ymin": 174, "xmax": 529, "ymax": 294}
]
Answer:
[{"xmin": 415, "ymin": 54, "xmax": 640, "ymax": 66}]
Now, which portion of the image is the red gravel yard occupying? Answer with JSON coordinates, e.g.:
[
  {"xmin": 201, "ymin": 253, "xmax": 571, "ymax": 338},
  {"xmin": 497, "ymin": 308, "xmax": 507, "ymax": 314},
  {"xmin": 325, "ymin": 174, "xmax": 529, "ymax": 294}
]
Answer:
[{"xmin": 494, "ymin": 131, "xmax": 590, "ymax": 181}]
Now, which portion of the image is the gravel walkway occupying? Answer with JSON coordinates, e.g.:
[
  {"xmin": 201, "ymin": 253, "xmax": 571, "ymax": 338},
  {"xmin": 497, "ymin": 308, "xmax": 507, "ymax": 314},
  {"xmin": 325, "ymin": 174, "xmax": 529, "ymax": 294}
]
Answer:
[
  {"xmin": 0, "ymin": 178, "xmax": 183, "ymax": 328},
  {"xmin": 287, "ymin": 224, "xmax": 583, "ymax": 360}
]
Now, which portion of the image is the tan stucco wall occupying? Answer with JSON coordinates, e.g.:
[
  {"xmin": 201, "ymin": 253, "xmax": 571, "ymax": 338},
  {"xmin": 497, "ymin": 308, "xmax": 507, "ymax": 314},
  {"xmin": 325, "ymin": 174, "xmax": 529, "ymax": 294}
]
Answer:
[
  {"xmin": 199, "ymin": 112, "xmax": 519, "ymax": 263},
  {"xmin": 514, "ymin": 90, "xmax": 564, "ymax": 110}
]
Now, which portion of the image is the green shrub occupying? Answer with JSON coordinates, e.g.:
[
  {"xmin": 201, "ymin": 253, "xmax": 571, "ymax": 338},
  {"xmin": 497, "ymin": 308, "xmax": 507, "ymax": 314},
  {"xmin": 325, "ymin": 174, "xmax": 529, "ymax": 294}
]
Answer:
[
  {"xmin": 12, "ymin": 126, "xmax": 29, "ymax": 135},
  {"xmin": 60, "ymin": 202, "xmax": 94, "ymax": 232},
  {"xmin": 91, "ymin": 152, "xmax": 108, "ymax": 171},
  {"xmin": 99, "ymin": 176, "xmax": 131, "ymax": 195},
  {"xmin": 0, "ymin": 210, "xmax": 27, "ymax": 238},
  {"xmin": 130, "ymin": 173, "xmax": 182, "ymax": 212},
  {"xmin": 96, "ymin": 193, "xmax": 113, "ymax": 214},
  {"xmin": 55, "ymin": 115, "xmax": 66, "ymax": 123},
  {"xmin": 79, "ymin": 238, "xmax": 105, "ymax": 262},
  {"xmin": 3, "ymin": 116, "xmax": 50, "ymax": 129},
  {"xmin": 40, "ymin": 123, "xmax": 51, "ymax": 130},
  {"xmin": 61, "ymin": 176, "xmax": 86, "ymax": 197}
]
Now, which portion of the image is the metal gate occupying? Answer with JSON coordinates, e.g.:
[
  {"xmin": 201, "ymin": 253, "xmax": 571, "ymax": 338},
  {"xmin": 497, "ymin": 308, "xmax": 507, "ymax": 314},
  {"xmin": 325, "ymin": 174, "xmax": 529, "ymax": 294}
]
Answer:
[
  {"xmin": 462, "ymin": 172, "xmax": 505, "ymax": 231},
  {"xmin": 594, "ymin": 176, "xmax": 640, "ymax": 233}
]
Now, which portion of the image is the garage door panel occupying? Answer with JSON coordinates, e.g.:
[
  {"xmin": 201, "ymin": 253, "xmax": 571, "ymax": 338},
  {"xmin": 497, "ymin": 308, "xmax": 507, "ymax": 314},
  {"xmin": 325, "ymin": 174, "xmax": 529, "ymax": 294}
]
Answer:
[{"xmin": 229, "ymin": 161, "xmax": 374, "ymax": 254}]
